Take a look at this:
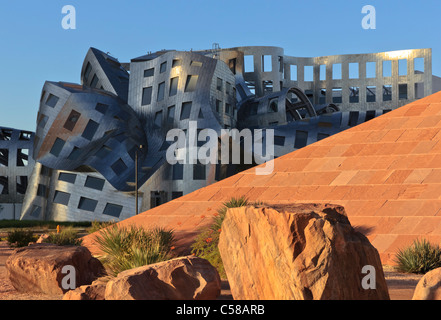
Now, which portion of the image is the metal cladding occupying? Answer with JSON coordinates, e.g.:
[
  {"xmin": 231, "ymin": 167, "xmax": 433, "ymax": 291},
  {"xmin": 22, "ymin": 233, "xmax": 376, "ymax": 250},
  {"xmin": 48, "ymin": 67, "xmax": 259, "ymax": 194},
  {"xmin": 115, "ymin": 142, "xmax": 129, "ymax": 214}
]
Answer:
[
  {"xmin": 0, "ymin": 127, "xmax": 35, "ymax": 219},
  {"xmin": 5, "ymin": 46, "xmax": 437, "ymax": 221}
]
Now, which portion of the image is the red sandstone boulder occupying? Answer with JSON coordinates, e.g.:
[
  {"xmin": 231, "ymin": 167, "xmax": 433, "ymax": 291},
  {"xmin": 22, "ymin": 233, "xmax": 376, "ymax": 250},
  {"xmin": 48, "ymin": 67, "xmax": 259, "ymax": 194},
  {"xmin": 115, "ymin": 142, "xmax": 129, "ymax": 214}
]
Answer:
[
  {"xmin": 6, "ymin": 243, "xmax": 105, "ymax": 295},
  {"xmin": 63, "ymin": 278, "xmax": 108, "ymax": 300},
  {"xmin": 412, "ymin": 267, "xmax": 441, "ymax": 300},
  {"xmin": 218, "ymin": 203, "xmax": 390, "ymax": 300},
  {"xmin": 105, "ymin": 256, "xmax": 221, "ymax": 300}
]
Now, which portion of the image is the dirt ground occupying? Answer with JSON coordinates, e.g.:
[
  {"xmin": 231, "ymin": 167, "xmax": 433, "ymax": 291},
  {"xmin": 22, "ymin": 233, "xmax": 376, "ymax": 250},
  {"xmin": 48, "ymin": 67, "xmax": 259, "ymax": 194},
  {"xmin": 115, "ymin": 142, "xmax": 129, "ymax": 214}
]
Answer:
[{"xmin": 0, "ymin": 241, "xmax": 423, "ymax": 300}]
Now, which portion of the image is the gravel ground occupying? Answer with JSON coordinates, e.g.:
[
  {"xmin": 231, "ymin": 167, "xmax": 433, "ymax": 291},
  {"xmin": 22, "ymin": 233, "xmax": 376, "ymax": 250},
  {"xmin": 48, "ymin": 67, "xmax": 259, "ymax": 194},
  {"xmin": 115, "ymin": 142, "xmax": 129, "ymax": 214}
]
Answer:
[{"xmin": 0, "ymin": 241, "xmax": 424, "ymax": 300}]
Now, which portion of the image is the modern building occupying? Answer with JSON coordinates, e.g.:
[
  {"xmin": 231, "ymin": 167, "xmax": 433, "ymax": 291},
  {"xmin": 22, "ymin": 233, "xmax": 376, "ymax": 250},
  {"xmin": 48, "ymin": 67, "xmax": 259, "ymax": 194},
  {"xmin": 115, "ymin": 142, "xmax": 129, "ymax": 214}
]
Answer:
[{"xmin": 3, "ymin": 46, "xmax": 439, "ymax": 221}]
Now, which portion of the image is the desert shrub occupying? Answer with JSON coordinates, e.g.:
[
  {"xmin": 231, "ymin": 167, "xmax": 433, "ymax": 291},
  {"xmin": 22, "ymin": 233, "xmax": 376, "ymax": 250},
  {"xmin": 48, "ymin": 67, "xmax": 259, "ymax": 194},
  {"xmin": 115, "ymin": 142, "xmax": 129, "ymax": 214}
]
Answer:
[
  {"xmin": 7, "ymin": 229, "xmax": 36, "ymax": 247},
  {"xmin": 95, "ymin": 225, "xmax": 175, "ymax": 276},
  {"xmin": 394, "ymin": 238, "xmax": 441, "ymax": 274},
  {"xmin": 43, "ymin": 227, "xmax": 82, "ymax": 246},
  {"xmin": 191, "ymin": 196, "xmax": 251, "ymax": 279},
  {"xmin": 87, "ymin": 220, "xmax": 116, "ymax": 234}
]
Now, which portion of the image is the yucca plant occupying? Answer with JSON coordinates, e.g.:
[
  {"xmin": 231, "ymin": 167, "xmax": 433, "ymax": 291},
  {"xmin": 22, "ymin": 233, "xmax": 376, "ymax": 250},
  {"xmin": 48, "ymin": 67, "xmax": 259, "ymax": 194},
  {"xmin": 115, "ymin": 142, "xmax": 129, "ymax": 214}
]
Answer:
[
  {"xmin": 394, "ymin": 238, "xmax": 441, "ymax": 274},
  {"xmin": 94, "ymin": 225, "xmax": 175, "ymax": 277},
  {"xmin": 43, "ymin": 226, "xmax": 82, "ymax": 246},
  {"xmin": 191, "ymin": 196, "xmax": 252, "ymax": 278}
]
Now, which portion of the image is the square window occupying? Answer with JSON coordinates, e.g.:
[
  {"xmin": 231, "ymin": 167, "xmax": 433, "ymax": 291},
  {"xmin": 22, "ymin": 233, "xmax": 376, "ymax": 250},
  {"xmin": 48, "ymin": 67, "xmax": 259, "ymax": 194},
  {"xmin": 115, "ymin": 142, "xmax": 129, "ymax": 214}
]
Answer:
[
  {"xmin": 51, "ymin": 138, "xmax": 66, "ymax": 157},
  {"xmin": 304, "ymin": 66, "xmax": 313, "ymax": 82},
  {"xmin": 16, "ymin": 176, "xmax": 28, "ymax": 195},
  {"xmin": 190, "ymin": 61, "xmax": 202, "ymax": 67},
  {"xmin": 167, "ymin": 105, "xmax": 175, "ymax": 123},
  {"xmin": 399, "ymin": 59, "xmax": 407, "ymax": 76},
  {"xmin": 172, "ymin": 163, "xmax": 183, "ymax": 180},
  {"xmin": 103, "ymin": 203, "xmax": 123, "ymax": 218},
  {"xmin": 64, "ymin": 110, "xmax": 81, "ymax": 131},
  {"xmin": 383, "ymin": 60, "xmax": 392, "ymax": 77},
  {"xmin": 366, "ymin": 62, "xmax": 376, "ymax": 78},
  {"xmin": 46, "ymin": 94, "xmax": 59, "ymax": 108},
  {"xmin": 216, "ymin": 77, "xmax": 223, "ymax": 91},
  {"xmin": 154, "ymin": 110, "xmax": 162, "ymax": 127},
  {"xmin": 172, "ymin": 59, "xmax": 181, "ymax": 68},
  {"xmin": 95, "ymin": 103, "xmax": 109, "ymax": 114},
  {"xmin": 349, "ymin": 87, "xmax": 359, "ymax": 103},
  {"xmin": 180, "ymin": 102, "xmax": 192, "ymax": 120},
  {"xmin": 157, "ymin": 82, "xmax": 165, "ymax": 101},
  {"xmin": 68, "ymin": 147, "xmax": 81, "ymax": 161},
  {"xmin": 160, "ymin": 61, "xmax": 167, "ymax": 73},
  {"xmin": 169, "ymin": 77, "xmax": 179, "ymax": 96},
  {"xmin": 225, "ymin": 103, "xmax": 231, "ymax": 115},
  {"xmin": 383, "ymin": 85, "xmax": 392, "ymax": 101},
  {"xmin": 19, "ymin": 131, "xmax": 32, "ymax": 141},
  {"xmin": 349, "ymin": 63, "xmax": 359, "ymax": 79},
  {"xmin": 414, "ymin": 57, "xmax": 425, "ymax": 74},
  {"xmin": 29, "ymin": 205, "xmax": 42, "ymax": 218},
  {"xmin": 144, "ymin": 68, "xmax": 154, "ymax": 77},
  {"xmin": 17, "ymin": 149, "xmax": 29, "ymax": 167},
  {"xmin": 332, "ymin": 88, "xmax": 342, "ymax": 104},
  {"xmin": 290, "ymin": 65, "xmax": 297, "ymax": 81},
  {"xmin": 141, "ymin": 87, "xmax": 153, "ymax": 105},
  {"xmin": 111, "ymin": 158, "xmax": 128, "ymax": 175},
  {"xmin": 78, "ymin": 197, "xmax": 98, "ymax": 212},
  {"xmin": 185, "ymin": 75, "xmax": 198, "ymax": 92},
  {"xmin": 38, "ymin": 114, "xmax": 49, "ymax": 129},
  {"xmin": 58, "ymin": 172, "xmax": 77, "ymax": 184},
  {"xmin": 294, "ymin": 130, "xmax": 308, "ymax": 149},
  {"xmin": 244, "ymin": 55, "xmax": 254, "ymax": 73},
  {"xmin": 53, "ymin": 191, "xmax": 71, "ymax": 206},
  {"xmin": 262, "ymin": 55, "xmax": 272, "ymax": 72},
  {"xmin": 274, "ymin": 135, "xmax": 285, "ymax": 146},
  {"xmin": 82, "ymin": 119, "xmax": 99, "ymax": 141},
  {"xmin": 399, "ymin": 84, "xmax": 408, "ymax": 100},
  {"xmin": 0, "ymin": 149, "xmax": 8, "ymax": 167},
  {"xmin": 37, "ymin": 184, "xmax": 47, "ymax": 197},
  {"xmin": 332, "ymin": 63, "xmax": 342, "ymax": 79},
  {"xmin": 366, "ymin": 86, "xmax": 376, "ymax": 102}
]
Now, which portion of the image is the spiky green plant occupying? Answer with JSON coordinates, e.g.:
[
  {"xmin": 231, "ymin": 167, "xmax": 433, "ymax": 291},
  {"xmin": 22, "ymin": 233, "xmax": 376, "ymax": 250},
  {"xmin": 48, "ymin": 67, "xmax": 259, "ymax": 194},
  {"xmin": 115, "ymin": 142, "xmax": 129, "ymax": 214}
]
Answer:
[
  {"xmin": 43, "ymin": 226, "xmax": 82, "ymax": 246},
  {"xmin": 94, "ymin": 225, "xmax": 175, "ymax": 276},
  {"xmin": 87, "ymin": 220, "xmax": 116, "ymax": 234},
  {"xmin": 394, "ymin": 238, "xmax": 441, "ymax": 274},
  {"xmin": 7, "ymin": 229, "xmax": 36, "ymax": 247},
  {"xmin": 191, "ymin": 196, "xmax": 252, "ymax": 279}
]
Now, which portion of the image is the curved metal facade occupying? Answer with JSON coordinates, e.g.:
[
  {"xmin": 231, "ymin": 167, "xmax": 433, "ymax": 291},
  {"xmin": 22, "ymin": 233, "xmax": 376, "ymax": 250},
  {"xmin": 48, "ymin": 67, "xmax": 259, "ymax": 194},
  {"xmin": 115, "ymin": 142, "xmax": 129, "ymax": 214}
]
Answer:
[{"xmin": 6, "ymin": 46, "xmax": 435, "ymax": 221}]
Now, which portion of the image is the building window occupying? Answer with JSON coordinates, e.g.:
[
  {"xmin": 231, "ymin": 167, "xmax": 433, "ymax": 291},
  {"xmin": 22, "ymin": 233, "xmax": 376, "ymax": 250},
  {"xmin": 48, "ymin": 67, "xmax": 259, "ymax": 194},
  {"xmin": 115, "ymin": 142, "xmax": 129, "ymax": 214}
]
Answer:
[
  {"xmin": 82, "ymin": 119, "xmax": 99, "ymax": 141},
  {"xmin": 383, "ymin": 60, "xmax": 392, "ymax": 77},
  {"xmin": 349, "ymin": 87, "xmax": 359, "ymax": 103},
  {"xmin": 226, "ymin": 82, "xmax": 232, "ymax": 95},
  {"xmin": 64, "ymin": 110, "xmax": 81, "ymax": 131},
  {"xmin": 157, "ymin": 81, "xmax": 165, "ymax": 101},
  {"xmin": 349, "ymin": 63, "xmax": 359, "ymax": 79},
  {"xmin": 53, "ymin": 191, "xmax": 71, "ymax": 206},
  {"xmin": 216, "ymin": 77, "xmax": 223, "ymax": 91},
  {"xmin": 399, "ymin": 84, "xmax": 408, "ymax": 100},
  {"xmin": 414, "ymin": 57, "xmax": 425, "ymax": 74},
  {"xmin": 160, "ymin": 61, "xmax": 167, "ymax": 73},
  {"xmin": 415, "ymin": 82, "xmax": 425, "ymax": 99},
  {"xmin": 38, "ymin": 114, "xmax": 49, "ymax": 129},
  {"xmin": 37, "ymin": 184, "xmax": 47, "ymax": 197},
  {"xmin": 154, "ymin": 110, "xmax": 162, "ymax": 127},
  {"xmin": 16, "ymin": 176, "xmax": 28, "ymax": 194},
  {"xmin": 185, "ymin": 75, "xmax": 198, "ymax": 92},
  {"xmin": 144, "ymin": 68, "xmax": 154, "ymax": 77},
  {"xmin": 215, "ymin": 99, "xmax": 222, "ymax": 113},
  {"xmin": 29, "ymin": 205, "xmax": 42, "ymax": 218},
  {"xmin": 319, "ymin": 65, "xmax": 326, "ymax": 81},
  {"xmin": 90, "ymin": 74, "xmax": 99, "ymax": 88},
  {"xmin": 262, "ymin": 81, "xmax": 273, "ymax": 93},
  {"xmin": 103, "ymin": 203, "xmax": 123, "ymax": 218},
  {"xmin": 332, "ymin": 64, "xmax": 342, "ymax": 80},
  {"xmin": 304, "ymin": 66, "xmax": 313, "ymax": 82},
  {"xmin": 349, "ymin": 111, "xmax": 360, "ymax": 127},
  {"xmin": 84, "ymin": 176, "xmax": 105, "ymax": 191},
  {"xmin": 78, "ymin": 197, "xmax": 98, "ymax": 212},
  {"xmin": 366, "ymin": 61, "xmax": 376, "ymax": 78},
  {"xmin": 0, "ymin": 149, "xmax": 8, "ymax": 167},
  {"xmin": 193, "ymin": 162, "xmax": 206, "ymax": 180},
  {"xmin": 190, "ymin": 61, "xmax": 202, "ymax": 67},
  {"xmin": 172, "ymin": 59, "xmax": 181, "ymax": 68},
  {"xmin": 46, "ymin": 94, "xmax": 59, "ymax": 108},
  {"xmin": 19, "ymin": 131, "xmax": 32, "ymax": 141},
  {"xmin": 84, "ymin": 62, "xmax": 92, "ymax": 82},
  {"xmin": 169, "ymin": 77, "xmax": 179, "ymax": 96},
  {"xmin": 398, "ymin": 59, "xmax": 407, "ymax": 76},
  {"xmin": 167, "ymin": 105, "xmax": 175, "ymax": 123},
  {"xmin": 332, "ymin": 88, "xmax": 342, "ymax": 104},
  {"xmin": 290, "ymin": 65, "xmax": 297, "ymax": 81},
  {"xmin": 274, "ymin": 136, "xmax": 285, "ymax": 146},
  {"xmin": 111, "ymin": 158, "xmax": 128, "ymax": 175},
  {"xmin": 50, "ymin": 138, "xmax": 65, "ymax": 157},
  {"xmin": 319, "ymin": 89, "xmax": 326, "ymax": 104},
  {"xmin": 294, "ymin": 130, "xmax": 308, "ymax": 149},
  {"xmin": 95, "ymin": 103, "xmax": 109, "ymax": 114},
  {"xmin": 180, "ymin": 102, "xmax": 192, "ymax": 120},
  {"xmin": 365, "ymin": 86, "xmax": 375, "ymax": 103},
  {"xmin": 141, "ymin": 87, "xmax": 153, "ymax": 105},
  {"xmin": 225, "ymin": 103, "xmax": 231, "ymax": 115},
  {"xmin": 172, "ymin": 163, "xmax": 183, "ymax": 180},
  {"xmin": 229, "ymin": 59, "xmax": 236, "ymax": 74},
  {"xmin": 150, "ymin": 191, "xmax": 167, "ymax": 208},
  {"xmin": 172, "ymin": 191, "xmax": 183, "ymax": 200},
  {"xmin": 0, "ymin": 176, "xmax": 8, "ymax": 194},
  {"xmin": 262, "ymin": 55, "xmax": 272, "ymax": 72},
  {"xmin": 244, "ymin": 55, "xmax": 254, "ymax": 73},
  {"xmin": 383, "ymin": 85, "xmax": 392, "ymax": 101},
  {"xmin": 58, "ymin": 172, "xmax": 77, "ymax": 184}
]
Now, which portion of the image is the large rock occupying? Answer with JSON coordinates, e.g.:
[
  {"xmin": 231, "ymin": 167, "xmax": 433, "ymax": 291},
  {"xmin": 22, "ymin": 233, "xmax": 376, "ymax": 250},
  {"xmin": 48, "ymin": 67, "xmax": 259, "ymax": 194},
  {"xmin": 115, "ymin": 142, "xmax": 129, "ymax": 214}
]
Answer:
[
  {"xmin": 412, "ymin": 268, "xmax": 441, "ymax": 300},
  {"xmin": 63, "ymin": 278, "xmax": 107, "ymax": 300},
  {"xmin": 6, "ymin": 243, "xmax": 105, "ymax": 295},
  {"xmin": 105, "ymin": 256, "xmax": 221, "ymax": 300},
  {"xmin": 218, "ymin": 203, "xmax": 390, "ymax": 300}
]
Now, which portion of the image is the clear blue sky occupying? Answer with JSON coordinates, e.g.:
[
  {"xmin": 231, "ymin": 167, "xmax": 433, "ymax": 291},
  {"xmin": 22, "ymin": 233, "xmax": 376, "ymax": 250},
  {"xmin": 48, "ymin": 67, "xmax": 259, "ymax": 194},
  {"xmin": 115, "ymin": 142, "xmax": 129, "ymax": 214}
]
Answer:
[{"xmin": 0, "ymin": 0, "xmax": 439, "ymax": 131}]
